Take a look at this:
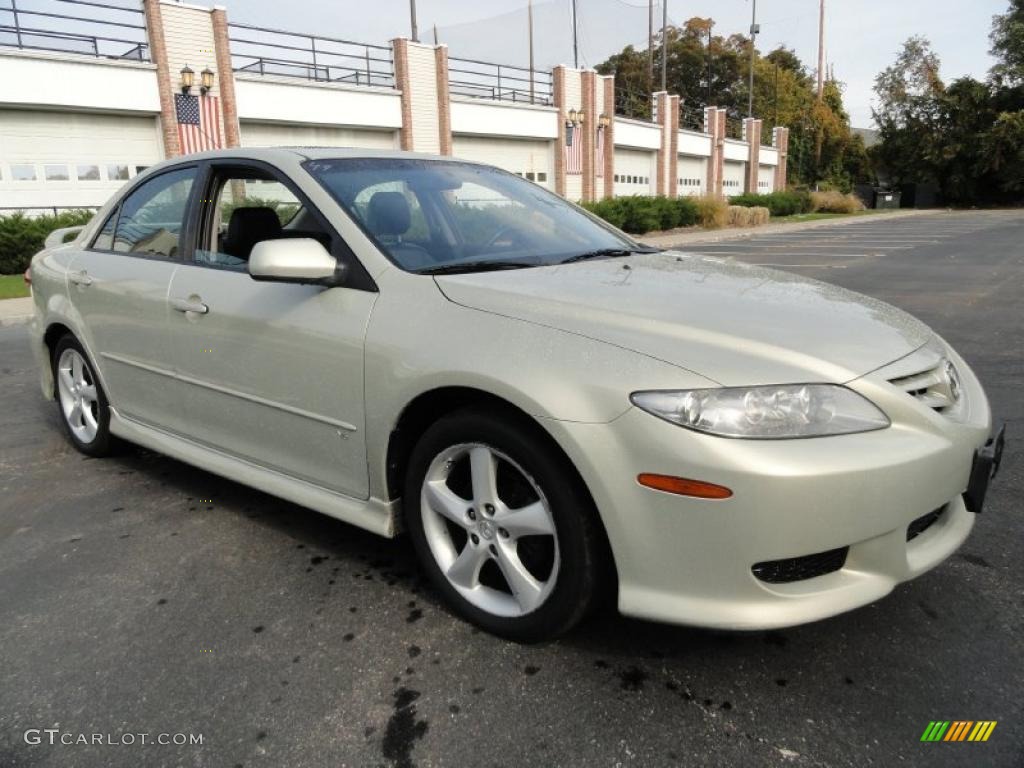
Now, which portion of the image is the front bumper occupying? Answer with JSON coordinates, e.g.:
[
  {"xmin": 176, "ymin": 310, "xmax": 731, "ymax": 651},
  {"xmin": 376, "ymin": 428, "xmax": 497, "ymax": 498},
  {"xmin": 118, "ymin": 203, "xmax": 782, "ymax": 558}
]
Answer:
[{"xmin": 545, "ymin": 349, "xmax": 993, "ymax": 630}]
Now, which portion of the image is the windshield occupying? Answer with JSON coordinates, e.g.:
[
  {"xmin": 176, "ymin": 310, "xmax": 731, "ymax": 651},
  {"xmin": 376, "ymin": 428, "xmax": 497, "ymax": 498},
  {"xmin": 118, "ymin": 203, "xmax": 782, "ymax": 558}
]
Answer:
[{"xmin": 304, "ymin": 158, "xmax": 640, "ymax": 273}]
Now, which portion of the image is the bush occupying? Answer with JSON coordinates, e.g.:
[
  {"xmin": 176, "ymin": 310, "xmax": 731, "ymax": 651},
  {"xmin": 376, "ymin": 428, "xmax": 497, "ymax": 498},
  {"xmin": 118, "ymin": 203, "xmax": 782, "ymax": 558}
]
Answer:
[
  {"xmin": 809, "ymin": 190, "xmax": 866, "ymax": 213},
  {"xmin": 729, "ymin": 190, "xmax": 812, "ymax": 217},
  {"xmin": 581, "ymin": 195, "xmax": 700, "ymax": 234},
  {"xmin": 0, "ymin": 210, "xmax": 95, "ymax": 274}
]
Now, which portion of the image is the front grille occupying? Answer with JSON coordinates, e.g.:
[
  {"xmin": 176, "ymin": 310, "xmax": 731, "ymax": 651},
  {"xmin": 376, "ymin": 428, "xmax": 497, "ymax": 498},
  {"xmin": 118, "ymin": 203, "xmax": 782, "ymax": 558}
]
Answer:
[
  {"xmin": 907, "ymin": 507, "xmax": 944, "ymax": 542},
  {"xmin": 888, "ymin": 361, "xmax": 957, "ymax": 414},
  {"xmin": 751, "ymin": 546, "xmax": 849, "ymax": 584}
]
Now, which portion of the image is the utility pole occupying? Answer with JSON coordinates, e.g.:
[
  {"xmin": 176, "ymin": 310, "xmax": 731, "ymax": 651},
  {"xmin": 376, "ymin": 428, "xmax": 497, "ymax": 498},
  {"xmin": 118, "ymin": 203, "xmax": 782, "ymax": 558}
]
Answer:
[
  {"xmin": 409, "ymin": 0, "xmax": 418, "ymax": 42},
  {"xmin": 528, "ymin": 0, "xmax": 535, "ymax": 103},
  {"xmin": 648, "ymin": 0, "xmax": 654, "ymax": 93},
  {"xmin": 816, "ymin": 0, "xmax": 825, "ymax": 100},
  {"xmin": 747, "ymin": 0, "xmax": 758, "ymax": 118},
  {"xmin": 706, "ymin": 19, "xmax": 713, "ymax": 107},
  {"xmin": 433, "ymin": 24, "xmax": 438, "ymax": 45},
  {"xmin": 773, "ymin": 63, "xmax": 779, "ymax": 125},
  {"xmin": 571, "ymin": 0, "xmax": 579, "ymax": 69},
  {"xmin": 661, "ymin": 0, "xmax": 667, "ymax": 92}
]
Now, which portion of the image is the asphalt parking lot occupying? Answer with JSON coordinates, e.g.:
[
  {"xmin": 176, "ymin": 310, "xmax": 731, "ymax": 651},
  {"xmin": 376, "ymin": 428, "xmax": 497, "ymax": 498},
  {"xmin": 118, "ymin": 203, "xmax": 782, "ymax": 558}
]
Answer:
[{"xmin": 1, "ymin": 210, "xmax": 1021, "ymax": 768}]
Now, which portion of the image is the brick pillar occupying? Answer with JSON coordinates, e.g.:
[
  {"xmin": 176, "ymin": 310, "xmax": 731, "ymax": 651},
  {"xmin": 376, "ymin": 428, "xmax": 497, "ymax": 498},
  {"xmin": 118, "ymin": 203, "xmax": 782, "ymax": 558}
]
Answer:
[
  {"xmin": 715, "ymin": 110, "xmax": 726, "ymax": 198},
  {"xmin": 581, "ymin": 70, "xmax": 597, "ymax": 202},
  {"xmin": 392, "ymin": 38, "xmax": 414, "ymax": 151},
  {"xmin": 553, "ymin": 66, "xmax": 567, "ymax": 197},
  {"xmin": 141, "ymin": 0, "xmax": 180, "ymax": 157},
  {"xmin": 743, "ymin": 118, "xmax": 762, "ymax": 194},
  {"xmin": 773, "ymin": 126, "xmax": 790, "ymax": 191},
  {"xmin": 602, "ymin": 76, "xmax": 615, "ymax": 199},
  {"xmin": 704, "ymin": 106, "xmax": 726, "ymax": 199},
  {"xmin": 211, "ymin": 8, "xmax": 240, "ymax": 149},
  {"xmin": 435, "ymin": 45, "xmax": 452, "ymax": 156},
  {"xmin": 668, "ymin": 94, "xmax": 680, "ymax": 198}
]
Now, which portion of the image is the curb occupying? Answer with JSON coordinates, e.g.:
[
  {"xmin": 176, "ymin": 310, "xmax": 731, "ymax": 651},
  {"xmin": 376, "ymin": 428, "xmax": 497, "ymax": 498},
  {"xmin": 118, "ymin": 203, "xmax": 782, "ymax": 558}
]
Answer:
[
  {"xmin": 0, "ymin": 296, "xmax": 34, "ymax": 328},
  {"xmin": 0, "ymin": 314, "xmax": 32, "ymax": 328}
]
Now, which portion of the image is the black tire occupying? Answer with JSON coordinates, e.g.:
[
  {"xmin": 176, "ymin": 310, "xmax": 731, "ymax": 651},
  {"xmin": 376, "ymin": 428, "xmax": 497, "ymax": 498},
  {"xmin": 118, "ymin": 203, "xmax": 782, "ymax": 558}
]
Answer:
[
  {"xmin": 51, "ymin": 334, "xmax": 115, "ymax": 457},
  {"xmin": 404, "ymin": 408, "xmax": 603, "ymax": 642}
]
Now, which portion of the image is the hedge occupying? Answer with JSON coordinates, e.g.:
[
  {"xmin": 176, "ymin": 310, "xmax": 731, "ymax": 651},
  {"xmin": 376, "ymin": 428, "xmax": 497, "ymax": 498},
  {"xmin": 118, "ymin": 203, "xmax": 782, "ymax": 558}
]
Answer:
[
  {"xmin": 580, "ymin": 195, "xmax": 703, "ymax": 234},
  {"xmin": 0, "ymin": 210, "xmax": 95, "ymax": 275},
  {"xmin": 729, "ymin": 190, "xmax": 813, "ymax": 217}
]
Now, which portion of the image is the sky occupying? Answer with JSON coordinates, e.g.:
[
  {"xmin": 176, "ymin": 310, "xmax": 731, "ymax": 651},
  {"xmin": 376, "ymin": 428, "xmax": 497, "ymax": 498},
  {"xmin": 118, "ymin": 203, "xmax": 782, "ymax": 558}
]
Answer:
[{"xmin": 226, "ymin": 0, "xmax": 1011, "ymax": 127}]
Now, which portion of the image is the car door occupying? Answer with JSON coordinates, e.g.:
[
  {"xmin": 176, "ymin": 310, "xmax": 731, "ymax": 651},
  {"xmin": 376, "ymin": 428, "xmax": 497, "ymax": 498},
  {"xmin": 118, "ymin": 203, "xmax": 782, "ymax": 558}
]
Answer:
[
  {"xmin": 67, "ymin": 165, "xmax": 198, "ymax": 430},
  {"xmin": 162, "ymin": 161, "xmax": 376, "ymax": 498}
]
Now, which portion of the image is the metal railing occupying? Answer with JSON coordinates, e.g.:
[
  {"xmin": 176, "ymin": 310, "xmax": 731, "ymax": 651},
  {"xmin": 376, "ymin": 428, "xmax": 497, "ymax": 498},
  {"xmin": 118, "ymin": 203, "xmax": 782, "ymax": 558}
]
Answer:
[
  {"xmin": 680, "ymin": 104, "xmax": 708, "ymax": 133},
  {"xmin": 0, "ymin": 0, "xmax": 148, "ymax": 60},
  {"xmin": 448, "ymin": 56, "xmax": 552, "ymax": 106},
  {"xmin": 228, "ymin": 22, "xmax": 393, "ymax": 89}
]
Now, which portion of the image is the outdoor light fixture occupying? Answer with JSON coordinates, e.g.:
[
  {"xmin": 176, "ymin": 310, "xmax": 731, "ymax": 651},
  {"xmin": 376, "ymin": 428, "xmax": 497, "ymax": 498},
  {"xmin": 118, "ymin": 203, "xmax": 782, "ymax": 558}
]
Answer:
[
  {"xmin": 200, "ymin": 67, "xmax": 215, "ymax": 95},
  {"xmin": 566, "ymin": 108, "xmax": 579, "ymax": 126},
  {"xmin": 598, "ymin": 113, "xmax": 610, "ymax": 128},
  {"xmin": 179, "ymin": 64, "xmax": 194, "ymax": 94}
]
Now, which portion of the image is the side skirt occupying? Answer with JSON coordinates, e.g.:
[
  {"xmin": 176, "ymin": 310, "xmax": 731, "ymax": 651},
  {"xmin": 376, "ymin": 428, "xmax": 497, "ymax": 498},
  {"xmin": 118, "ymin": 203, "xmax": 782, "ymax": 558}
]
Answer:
[{"xmin": 109, "ymin": 408, "xmax": 399, "ymax": 538}]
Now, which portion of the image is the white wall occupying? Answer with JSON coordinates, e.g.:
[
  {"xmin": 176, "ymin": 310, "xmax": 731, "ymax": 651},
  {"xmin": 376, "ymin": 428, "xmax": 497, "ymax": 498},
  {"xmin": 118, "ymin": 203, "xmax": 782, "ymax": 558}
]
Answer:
[
  {"xmin": 678, "ymin": 130, "xmax": 712, "ymax": 158},
  {"xmin": 452, "ymin": 136, "xmax": 553, "ymax": 189},
  {"xmin": 450, "ymin": 98, "xmax": 557, "ymax": 140},
  {"xmin": 239, "ymin": 122, "xmax": 397, "ymax": 150},
  {"xmin": 235, "ymin": 76, "xmax": 402, "ymax": 131},
  {"xmin": 0, "ymin": 50, "xmax": 159, "ymax": 114},
  {"xmin": 405, "ymin": 43, "xmax": 440, "ymax": 152},
  {"xmin": 760, "ymin": 147, "xmax": 779, "ymax": 166},
  {"xmin": 723, "ymin": 139, "xmax": 749, "ymax": 162},
  {"xmin": 614, "ymin": 118, "xmax": 660, "ymax": 151},
  {"xmin": 0, "ymin": 110, "xmax": 162, "ymax": 210}
]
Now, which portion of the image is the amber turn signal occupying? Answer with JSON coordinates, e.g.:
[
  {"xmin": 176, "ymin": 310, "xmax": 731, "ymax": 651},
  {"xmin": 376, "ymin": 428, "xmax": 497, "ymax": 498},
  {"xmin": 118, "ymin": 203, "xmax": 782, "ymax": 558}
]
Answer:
[{"xmin": 637, "ymin": 473, "xmax": 733, "ymax": 499}]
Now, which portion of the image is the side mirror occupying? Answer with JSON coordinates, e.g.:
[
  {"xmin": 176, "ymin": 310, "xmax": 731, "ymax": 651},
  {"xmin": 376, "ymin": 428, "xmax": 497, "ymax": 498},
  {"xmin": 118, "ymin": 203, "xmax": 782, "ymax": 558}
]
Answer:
[{"xmin": 248, "ymin": 238, "xmax": 344, "ymax": 285}]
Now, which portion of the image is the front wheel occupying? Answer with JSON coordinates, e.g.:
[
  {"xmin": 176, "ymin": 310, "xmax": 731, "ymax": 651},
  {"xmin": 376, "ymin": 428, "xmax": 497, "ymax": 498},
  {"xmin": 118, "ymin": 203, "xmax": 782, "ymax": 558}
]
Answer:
[{"xmin": 404, "ymin": 409, "xmax": 603, "ymax": 642}]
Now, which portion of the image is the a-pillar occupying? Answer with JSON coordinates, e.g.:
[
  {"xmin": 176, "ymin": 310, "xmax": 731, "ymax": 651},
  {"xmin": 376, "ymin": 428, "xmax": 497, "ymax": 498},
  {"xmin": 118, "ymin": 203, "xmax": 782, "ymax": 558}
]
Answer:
[
  {"xmin": 391, "ymin": 38, "xmax": 451, "ymax": 154},
  {"xmin": 743, "ymin": 117, "xmax": 763, "ymax": 194},
  {"xmin": 772, "ymin": 126, "xmax": 790, "ymax": 191}
]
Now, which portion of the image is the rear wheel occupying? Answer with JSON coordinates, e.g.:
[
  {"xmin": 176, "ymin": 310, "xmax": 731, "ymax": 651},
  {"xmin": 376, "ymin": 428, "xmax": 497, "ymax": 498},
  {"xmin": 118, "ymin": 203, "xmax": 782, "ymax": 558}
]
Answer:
[
  {"xmin": 404, "ymin": 409, "xmax": 602, "ymax": 642},
  {"xmin": 52, "ymin": 335, "xmax": 114, "ymax": 457}
]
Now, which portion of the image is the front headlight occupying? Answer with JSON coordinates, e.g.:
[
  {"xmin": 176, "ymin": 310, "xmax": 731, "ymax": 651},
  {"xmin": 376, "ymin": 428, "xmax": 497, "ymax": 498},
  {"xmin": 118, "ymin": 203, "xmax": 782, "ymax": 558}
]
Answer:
[{"xmin": 630, "ymin": 385, "xmax": 890, "ymax": 439}]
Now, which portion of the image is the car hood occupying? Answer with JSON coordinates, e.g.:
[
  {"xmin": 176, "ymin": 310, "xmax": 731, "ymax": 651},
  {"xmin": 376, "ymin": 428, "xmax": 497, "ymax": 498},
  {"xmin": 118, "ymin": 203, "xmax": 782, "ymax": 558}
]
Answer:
[{"xmin": 434, "ymin": 251, "xmax": 932, "ymax": 386}]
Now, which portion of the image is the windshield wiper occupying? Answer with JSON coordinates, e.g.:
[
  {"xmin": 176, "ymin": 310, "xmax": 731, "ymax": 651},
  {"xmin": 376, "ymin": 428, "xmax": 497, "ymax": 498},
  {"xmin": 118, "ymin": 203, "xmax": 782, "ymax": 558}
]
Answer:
[
  {"xmin": 418, "ymin": 260, "xmax": 537, "ymax": 276},
  {"xmin": 560, "ymin": 246, "xmax": 659, "ymax": 264}
]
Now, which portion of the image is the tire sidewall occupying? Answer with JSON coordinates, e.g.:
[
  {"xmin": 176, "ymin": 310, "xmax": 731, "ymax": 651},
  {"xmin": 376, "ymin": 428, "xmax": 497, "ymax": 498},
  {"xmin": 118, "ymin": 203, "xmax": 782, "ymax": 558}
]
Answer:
[
  {"xmin": 404, "ymin": 408, "xmax": 598, "ymax": 642},
  {"xmin": 52, "ymin": 335, "xmax": 113, "ymax": 457}
]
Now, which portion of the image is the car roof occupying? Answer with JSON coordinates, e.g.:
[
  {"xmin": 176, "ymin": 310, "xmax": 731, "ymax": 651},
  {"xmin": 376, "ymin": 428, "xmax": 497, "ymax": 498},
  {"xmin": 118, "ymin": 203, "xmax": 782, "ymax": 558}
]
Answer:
[{"xmin": 161, "ymin": 147, "xmax": 472, "ymax": 163}]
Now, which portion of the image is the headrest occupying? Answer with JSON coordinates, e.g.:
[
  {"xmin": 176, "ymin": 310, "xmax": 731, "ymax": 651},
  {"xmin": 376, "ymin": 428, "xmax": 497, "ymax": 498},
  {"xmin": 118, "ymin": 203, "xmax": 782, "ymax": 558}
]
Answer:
[
  {"xmin": 225, "ymin": 206, "xmax": 282, "ymax": 260},
  {"xmin": 366, "ymin": 191, "xmax": 411, "ymax": 237}
]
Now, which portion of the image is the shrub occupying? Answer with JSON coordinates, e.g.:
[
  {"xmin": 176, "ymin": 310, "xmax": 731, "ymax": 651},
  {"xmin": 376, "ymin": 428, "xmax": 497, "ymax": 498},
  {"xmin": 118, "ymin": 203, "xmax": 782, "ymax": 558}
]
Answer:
[
  {"xmin": 694, "ymin": 195, "xmax": 728, "ymax": 229},
  {"xmin": 809, "ymin": 190, "xmax": 866, "ymax": 214},
  {"xmin": 730, "ymin": 190, "xmax": 813, "ymax": 217},
  {"xmin": 581, "ymin": 195, "xmax": 700, "ymax": 234},
  {"xmin": 0, "ymin": 210, "xmax": 95, "ymax": 274}
]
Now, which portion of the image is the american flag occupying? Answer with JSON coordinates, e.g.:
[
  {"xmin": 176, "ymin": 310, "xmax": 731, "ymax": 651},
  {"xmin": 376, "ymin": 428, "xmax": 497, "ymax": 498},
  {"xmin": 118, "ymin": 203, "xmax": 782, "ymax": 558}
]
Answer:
[
  {"xmin": 565, "ymin": 123, "xmax": 582, "ymax": 175},
  {"xmin": 175, "ymin": 93, "xmax": 222, "ymax": 154}
]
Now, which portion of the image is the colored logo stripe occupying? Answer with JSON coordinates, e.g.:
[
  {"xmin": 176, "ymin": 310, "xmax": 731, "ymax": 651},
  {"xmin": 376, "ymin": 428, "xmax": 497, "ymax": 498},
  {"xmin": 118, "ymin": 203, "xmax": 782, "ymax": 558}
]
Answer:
[{"xmin": 921, "ymin": 721, "xmax": 997, "ymax": 742}]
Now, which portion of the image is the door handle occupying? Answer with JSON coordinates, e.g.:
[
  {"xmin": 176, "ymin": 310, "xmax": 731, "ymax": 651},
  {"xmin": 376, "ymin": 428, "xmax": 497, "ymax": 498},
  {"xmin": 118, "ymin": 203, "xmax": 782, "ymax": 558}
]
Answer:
[
  {"xmin": 69, "ymin": 270, "xmax": 93, "ymax": 287},
  {"xmin": 170, "ymin": 297, "xmax": 209, "ymax": 315}
]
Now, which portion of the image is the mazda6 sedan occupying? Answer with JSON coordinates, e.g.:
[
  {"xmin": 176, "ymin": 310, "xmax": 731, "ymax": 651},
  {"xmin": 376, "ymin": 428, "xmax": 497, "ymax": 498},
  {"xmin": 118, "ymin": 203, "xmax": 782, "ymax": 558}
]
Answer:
[{"xmin": 28, "ymin": 148, "xmax": 1004, "ymax": 641}]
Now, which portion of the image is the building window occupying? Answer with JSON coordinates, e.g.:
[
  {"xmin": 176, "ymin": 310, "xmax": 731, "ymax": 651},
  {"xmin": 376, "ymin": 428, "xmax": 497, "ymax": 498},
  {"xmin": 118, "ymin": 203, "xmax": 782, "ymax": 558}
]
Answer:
[
  {"xmin": 77, "ymin": 165, "xmax": 101, "ymax": 181},
  {"xmin": 537, "ymin": 172, "xmax": 547, "ymax": 182},
  {"xmin": 107, "ymin": 164, "xmax": 130, "ymax": 181},
  {"xmin": 11, "ymin": 164, "xmax": 37, "ymax": 181},
  {"xmin": 135, "ymin": 165, "xmax": 149, "ymax": 175},
  {"xmin": 525, "ymin": 172, "xmax": 536, "ymax": 181},
  {"xmin": 45, "ymin": 165, "xmax": 70, "ymax": 181}
]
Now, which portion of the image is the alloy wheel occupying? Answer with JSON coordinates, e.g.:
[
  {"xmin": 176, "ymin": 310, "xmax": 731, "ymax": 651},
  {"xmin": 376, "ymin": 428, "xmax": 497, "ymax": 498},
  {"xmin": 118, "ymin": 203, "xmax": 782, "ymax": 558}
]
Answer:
[{"xmin": 56, "ymin": 347, "xmax": 100, "ymax": 444}]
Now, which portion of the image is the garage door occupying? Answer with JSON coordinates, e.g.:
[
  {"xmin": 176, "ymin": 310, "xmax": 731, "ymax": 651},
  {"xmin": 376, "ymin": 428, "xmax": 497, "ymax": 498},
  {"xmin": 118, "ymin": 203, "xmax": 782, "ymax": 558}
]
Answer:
[
  {"xmin": 0, "ymin": 109, "xmax": 161, "ymax": 211},
  {"xmin": 240, "ymin": 122, "xmax": 397, "ymax": 150},
  {"xmin": 677, "ymin": 155, "xmax": 706, "ymax": 197},
  {"xmin": 452, "ymin": 135, "xmax": 553, "ymax": 190},
  {"xmin": 758, "ymin": 165, "xmax": 776, "ymax": 193},
  {"xmin": 613, "ymin": 149, "xmax": 655, "ymax": 196},
  {"xmin": 723, "ymin": 160, "xmax": 746, "ymax": 196}
]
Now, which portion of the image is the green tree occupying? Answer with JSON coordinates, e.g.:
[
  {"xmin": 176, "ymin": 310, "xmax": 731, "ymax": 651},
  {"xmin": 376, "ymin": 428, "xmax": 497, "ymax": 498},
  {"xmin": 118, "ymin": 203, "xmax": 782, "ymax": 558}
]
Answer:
[{"xmin": 991, "ymin": 0, "xmax": 1024, "ymax": 85}]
